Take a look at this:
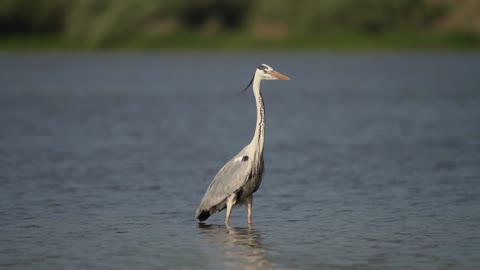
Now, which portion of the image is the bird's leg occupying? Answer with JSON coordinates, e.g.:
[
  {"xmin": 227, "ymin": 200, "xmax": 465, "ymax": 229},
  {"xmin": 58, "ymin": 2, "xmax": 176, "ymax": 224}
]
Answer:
[
  {"xmin": 245, "ymin": 195, "xmax": 253, "ymax": 226},
  {"xmin": 225, "ymin": 194, "xmax": 236, "ymax": 226}
]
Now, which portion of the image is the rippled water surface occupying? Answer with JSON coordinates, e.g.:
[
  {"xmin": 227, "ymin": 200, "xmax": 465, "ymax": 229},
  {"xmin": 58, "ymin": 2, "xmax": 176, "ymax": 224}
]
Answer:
[{"xmin": 1, "ymin": 53, "xmax": 479, "ymax": 270}]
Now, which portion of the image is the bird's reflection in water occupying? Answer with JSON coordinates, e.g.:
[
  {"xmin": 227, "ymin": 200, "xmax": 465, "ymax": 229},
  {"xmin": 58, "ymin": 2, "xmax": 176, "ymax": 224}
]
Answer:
[{"xmin": 198, "ymin": 223, "xmax": 275, "ymax": 270}]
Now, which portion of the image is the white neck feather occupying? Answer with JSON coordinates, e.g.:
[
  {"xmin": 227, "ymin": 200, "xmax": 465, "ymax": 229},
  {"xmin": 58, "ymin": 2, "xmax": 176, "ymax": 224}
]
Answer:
[{"xmin": 250, "ymin": 74, "xmax": 265, "ymax": 159}]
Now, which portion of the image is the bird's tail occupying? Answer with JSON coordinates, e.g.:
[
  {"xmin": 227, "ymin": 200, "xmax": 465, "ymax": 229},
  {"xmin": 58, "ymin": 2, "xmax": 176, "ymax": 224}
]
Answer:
[{"xmin": 195, "ymin": 209, "xmax": 211, "ymax": 222}]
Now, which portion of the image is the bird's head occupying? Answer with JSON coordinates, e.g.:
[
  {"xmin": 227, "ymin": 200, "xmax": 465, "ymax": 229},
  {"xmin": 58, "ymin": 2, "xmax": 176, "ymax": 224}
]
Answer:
[
  {"xmin": 242, "ymin": 64, "xmax": 290, "ymax": 92},
  {"xmin": 256, "ymin": 64, "xmax": 290, "ymax": 81}
]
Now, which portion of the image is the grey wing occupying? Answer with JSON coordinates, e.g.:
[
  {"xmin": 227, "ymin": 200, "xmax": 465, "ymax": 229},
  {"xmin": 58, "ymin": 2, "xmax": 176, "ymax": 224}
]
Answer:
[{"xmin": 195, "ymin": 154, "xmax": 252, "ymax": 218}]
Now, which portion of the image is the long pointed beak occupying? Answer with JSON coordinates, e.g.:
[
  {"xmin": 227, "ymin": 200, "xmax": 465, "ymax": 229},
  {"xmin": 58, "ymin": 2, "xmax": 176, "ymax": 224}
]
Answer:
[{"xmin": 268, "ymin": 70, "xmax": 291, "ymax": 80}]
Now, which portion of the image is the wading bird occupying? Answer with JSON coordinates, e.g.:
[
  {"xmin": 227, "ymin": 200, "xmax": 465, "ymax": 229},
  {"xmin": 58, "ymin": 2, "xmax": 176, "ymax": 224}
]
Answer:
[{"xmin": 195, "ymin": 64, "xmax": 290, "ymax": 226}]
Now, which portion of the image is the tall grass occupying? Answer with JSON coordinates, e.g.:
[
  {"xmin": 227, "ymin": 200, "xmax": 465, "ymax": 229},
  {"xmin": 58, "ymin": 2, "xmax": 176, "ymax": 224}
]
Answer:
[{"xmin": 0, "ymin": 0, "xmax": 477, "ymax": 48}]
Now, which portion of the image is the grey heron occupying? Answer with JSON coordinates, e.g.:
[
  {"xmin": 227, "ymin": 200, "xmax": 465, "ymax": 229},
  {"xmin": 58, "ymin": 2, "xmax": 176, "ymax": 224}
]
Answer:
[{"xmin": 195, "ymin": 64, "xmax": 290, "ymax": 226}]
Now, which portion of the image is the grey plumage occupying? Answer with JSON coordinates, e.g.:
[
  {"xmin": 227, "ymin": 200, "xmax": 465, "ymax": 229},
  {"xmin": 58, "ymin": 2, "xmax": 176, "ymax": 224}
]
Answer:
[
  {"xmin": 195, "ymin": 64, "xmax": 290, "ymax": 226},
  {"xmin": 195, "ymin": 147, "xmax": 263, "ymax": 221}
]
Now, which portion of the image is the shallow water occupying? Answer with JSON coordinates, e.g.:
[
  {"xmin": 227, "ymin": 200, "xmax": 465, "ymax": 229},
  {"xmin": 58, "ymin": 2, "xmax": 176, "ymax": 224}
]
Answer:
[{"xmin": 1, "ymin": 53, "xmax": 479, "ymax": 269}]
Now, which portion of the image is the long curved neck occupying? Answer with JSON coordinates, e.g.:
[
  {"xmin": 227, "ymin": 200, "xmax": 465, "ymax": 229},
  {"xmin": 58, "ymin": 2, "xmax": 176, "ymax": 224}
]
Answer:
[{"xmin": 250, "ymin": 75, "xmax": 265, "ymax": 158}]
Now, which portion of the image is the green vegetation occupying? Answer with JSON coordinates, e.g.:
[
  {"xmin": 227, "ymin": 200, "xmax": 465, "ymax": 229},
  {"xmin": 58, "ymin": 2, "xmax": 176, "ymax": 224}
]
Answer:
[{"xmin": 1, "ymin": 0, "xmax": 479, "ymax": 51}]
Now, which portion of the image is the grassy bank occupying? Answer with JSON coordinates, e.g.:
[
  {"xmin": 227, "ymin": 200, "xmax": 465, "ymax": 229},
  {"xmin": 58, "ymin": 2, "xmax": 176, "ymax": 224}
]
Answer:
[
  {"xmin": 2, "ymin": 0, "xmax": 480, "ymax": 52},
  {"xmin": 1, "ymin": 31, "xmax": 480, "ymax": 52}
]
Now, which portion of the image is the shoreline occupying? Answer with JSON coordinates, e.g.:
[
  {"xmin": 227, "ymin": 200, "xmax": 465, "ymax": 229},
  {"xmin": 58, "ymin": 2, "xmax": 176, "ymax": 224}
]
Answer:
[{"xmin": 1, "ymin": 31, "xmax": 480, "ymax": 52}]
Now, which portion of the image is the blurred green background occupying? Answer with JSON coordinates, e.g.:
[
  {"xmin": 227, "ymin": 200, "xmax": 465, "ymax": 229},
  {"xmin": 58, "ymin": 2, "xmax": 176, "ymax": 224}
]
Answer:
[{"xmin": 1, "ymin": 0, "xmax": 480, "ymax": 50}]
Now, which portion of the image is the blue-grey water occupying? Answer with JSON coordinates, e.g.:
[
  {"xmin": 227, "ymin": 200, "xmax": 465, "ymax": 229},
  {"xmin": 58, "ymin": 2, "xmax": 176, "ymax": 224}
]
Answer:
[{"xmin": 0, "ymin": 53, "xmax": 479, "ymax": 270}]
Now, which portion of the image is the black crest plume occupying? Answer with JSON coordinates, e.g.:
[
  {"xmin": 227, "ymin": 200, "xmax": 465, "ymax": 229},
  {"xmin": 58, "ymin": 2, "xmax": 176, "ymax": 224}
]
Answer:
[
  {"xmin": 242, "ymin": 65, "xmax": 267, "ymax": 93},
  {"xmin": 241, "ymin": 74, "xmax": 255, "ymax": 93}
]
